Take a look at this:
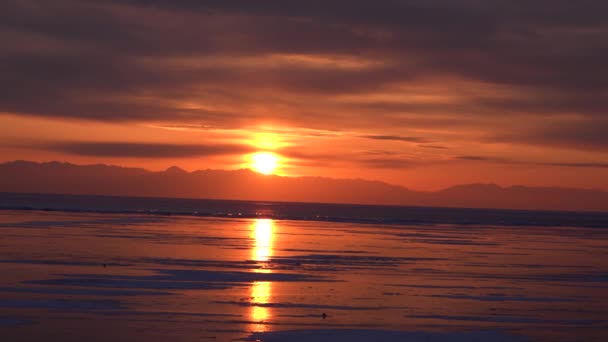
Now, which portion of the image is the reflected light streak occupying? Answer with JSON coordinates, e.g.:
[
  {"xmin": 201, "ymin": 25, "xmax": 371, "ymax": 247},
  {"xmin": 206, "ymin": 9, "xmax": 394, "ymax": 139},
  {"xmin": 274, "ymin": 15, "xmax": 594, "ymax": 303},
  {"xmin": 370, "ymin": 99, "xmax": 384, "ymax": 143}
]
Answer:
[
  {"xmin": 249, "ymin": 219, "xmax": 275, "ymax": 332},
  {"xmin": 250, "ymin": 281, "xmax": 271, "ymax": 331},
  {"xmin": 251, "ymin": 218, "xmax": 274, "ymax": 261}
]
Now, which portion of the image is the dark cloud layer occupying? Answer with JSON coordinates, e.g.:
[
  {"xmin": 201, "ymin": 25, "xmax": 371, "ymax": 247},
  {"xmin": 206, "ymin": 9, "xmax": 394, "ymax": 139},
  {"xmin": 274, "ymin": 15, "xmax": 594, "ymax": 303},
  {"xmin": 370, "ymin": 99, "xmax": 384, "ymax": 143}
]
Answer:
[
  {"xmin": 490, "ymin": 119, "xmax": 608, "ymax": 152},
  {"xmin": 43, "ymin": 142, "xmax": 256, "ymax": 158},
  {"xmin": 361, "ymin": 135, "xmax": 434, "ymax": 143},
  {"xmin": 456, "ymin": 156, "xmax": 495, "ymax": 161},
  {"xmin": 546, "ymin": 162, "xmax": 608, "ymax": 169},
  {"xmin": 456, "ymin": 155, "xmax": 608, "ymax": 169},
  {"xmin": 1, "ymin": 0, "xmax": 608, "ymax": 151}
]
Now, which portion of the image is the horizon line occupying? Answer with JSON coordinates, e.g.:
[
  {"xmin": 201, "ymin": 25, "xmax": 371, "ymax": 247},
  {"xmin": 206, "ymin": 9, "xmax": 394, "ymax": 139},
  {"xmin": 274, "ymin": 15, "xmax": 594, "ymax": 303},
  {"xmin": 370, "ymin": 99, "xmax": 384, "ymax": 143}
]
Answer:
[{"xmin": 2, "ymin": 159, "xmax": 607, "ymax": 194}]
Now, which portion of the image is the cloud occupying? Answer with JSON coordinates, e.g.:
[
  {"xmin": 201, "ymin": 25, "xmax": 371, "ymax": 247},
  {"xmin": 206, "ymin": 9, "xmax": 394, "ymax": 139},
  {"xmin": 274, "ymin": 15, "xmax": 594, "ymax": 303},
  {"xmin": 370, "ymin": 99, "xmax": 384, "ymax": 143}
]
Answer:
[
  {"xmin": 361, "ymin": 135, "xmax": 434, "ymax": 143},
  {"xmin": 456, "ymin": 156, "xmax": 493, "ymax": 161},
  {"xmin": 359, "ymin": 158, "xmax": 417, "ymax": 169},
  {"xmin": 39, "ymin": 142, "xmax": 256, "ymax": 158},
  {"xmin": 419, "ymin": 145, "xmax": 448, "ymax": 149},
  {"xmin": 545, "ymin": 162, "xmax": 608, "ymax": 169},
  {"xmin": 277, "ymin": 147, "xmax": 420, "ymax": 170},
  {"xmin": 1, "ymin": 0, "xmax": 608, "ymax": 152},
  {"xmin": 455, "ymin": 155, "xmax": 608, "ymax": 169},
  {"xmin": 490, "ymin": 119, "xmax": 608, "ymax": 152}
]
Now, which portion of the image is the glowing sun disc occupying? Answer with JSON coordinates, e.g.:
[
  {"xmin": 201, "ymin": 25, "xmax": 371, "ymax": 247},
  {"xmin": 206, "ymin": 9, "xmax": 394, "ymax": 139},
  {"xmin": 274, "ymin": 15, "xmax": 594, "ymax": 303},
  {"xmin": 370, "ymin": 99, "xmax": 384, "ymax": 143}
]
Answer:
[{"xmin": 251, "ymin": 152, "xmax": 279, "ymax": 175}]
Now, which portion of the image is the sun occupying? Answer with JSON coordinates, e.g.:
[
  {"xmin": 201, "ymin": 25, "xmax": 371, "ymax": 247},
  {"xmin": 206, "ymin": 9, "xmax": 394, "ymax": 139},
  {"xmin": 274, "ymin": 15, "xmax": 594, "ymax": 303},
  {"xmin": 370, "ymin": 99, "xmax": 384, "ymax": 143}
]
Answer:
[{"xmin": 250, "ymin": 152, "xmax": 279, "ymax": 175}]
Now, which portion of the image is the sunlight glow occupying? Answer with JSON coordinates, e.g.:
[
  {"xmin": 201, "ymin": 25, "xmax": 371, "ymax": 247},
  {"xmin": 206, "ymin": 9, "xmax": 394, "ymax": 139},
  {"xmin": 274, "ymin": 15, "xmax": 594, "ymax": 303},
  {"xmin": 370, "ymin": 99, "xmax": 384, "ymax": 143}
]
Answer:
[
  {"xmin": 253, "ymin": 132, "xmax": 278, "ymax": 149},
  {"xmin": 250, "ymin": 152, "xmax": 279, "ymax": 175}
]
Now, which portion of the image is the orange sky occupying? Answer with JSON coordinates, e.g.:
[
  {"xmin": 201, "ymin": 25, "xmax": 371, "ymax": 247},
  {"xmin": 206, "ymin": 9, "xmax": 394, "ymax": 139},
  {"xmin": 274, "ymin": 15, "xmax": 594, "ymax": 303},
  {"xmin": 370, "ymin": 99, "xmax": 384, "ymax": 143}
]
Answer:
[
  {"xmin": 1, "ymin": 1, "xmax": 608, "ymax": 191},
  {"xmin": 2, "ymin": 113, "xmax": 607, "ymax": 191}
]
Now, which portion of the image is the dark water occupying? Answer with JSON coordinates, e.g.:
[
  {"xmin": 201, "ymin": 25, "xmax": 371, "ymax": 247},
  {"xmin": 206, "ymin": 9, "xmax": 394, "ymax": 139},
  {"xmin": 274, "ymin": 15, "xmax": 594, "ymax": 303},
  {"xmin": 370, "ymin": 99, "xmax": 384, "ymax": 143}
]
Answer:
[
  {"xmin": 1, "ymin": 193, "xmax": 607, "ymax": 341},
  {"xmin": 2, "ymin": 192, "xmax": 608, "ymax": 227}
]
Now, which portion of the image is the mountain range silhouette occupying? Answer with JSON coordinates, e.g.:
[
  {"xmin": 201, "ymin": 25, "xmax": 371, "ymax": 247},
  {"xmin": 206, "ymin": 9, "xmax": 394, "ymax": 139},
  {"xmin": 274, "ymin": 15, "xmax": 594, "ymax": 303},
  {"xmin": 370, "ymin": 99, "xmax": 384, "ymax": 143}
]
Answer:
[{"xmin": 1, "ymin": 160, "xmax": 607, "ymax": 212}]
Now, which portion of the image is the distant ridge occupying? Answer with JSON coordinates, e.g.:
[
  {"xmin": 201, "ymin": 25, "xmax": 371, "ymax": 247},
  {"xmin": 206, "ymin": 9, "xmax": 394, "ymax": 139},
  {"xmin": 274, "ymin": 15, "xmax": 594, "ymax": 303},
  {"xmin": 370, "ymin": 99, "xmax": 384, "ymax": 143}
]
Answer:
[{"xmin": 1, "ymin": 160, "xmax": 607, "ymax": 212}]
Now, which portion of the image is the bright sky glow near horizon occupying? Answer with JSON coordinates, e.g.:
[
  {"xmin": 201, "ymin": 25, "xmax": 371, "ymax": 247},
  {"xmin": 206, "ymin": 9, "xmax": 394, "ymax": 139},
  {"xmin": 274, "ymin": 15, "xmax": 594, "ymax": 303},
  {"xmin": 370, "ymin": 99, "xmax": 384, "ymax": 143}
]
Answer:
[{"xmin": 1, "ymin": 1, "xmax": 608, "ymax": 191}]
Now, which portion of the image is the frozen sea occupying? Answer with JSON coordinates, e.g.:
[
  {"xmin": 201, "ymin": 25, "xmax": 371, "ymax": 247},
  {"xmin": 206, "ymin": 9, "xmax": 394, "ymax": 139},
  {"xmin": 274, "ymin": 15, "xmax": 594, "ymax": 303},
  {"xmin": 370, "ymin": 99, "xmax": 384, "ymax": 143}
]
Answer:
[{"xmin": 1, "ymin": 193, "xmax": 608, "ymax": 341}]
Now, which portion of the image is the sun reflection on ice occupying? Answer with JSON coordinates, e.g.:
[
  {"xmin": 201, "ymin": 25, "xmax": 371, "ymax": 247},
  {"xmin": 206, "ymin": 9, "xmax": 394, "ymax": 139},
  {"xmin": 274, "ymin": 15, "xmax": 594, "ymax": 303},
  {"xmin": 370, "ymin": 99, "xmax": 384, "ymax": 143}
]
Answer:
[
  {"xmin": 249, "ymin": 219, "xmax": 275, "ymax": 332},
  {"xmin": 250, "ymin": 281, "xmax": 271, "ymax": 330},
  {"xmin": 251, "ymin": 219, "xmax": 274, "ymax": 262}
]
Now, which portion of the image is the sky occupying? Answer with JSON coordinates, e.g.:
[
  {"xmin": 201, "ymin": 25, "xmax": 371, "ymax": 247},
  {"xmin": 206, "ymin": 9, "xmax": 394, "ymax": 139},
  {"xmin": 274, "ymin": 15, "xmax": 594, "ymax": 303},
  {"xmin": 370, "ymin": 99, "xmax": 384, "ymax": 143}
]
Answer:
[{"xmin": 1, "ymin": 0, "xmax": 607, "ymax": 191}]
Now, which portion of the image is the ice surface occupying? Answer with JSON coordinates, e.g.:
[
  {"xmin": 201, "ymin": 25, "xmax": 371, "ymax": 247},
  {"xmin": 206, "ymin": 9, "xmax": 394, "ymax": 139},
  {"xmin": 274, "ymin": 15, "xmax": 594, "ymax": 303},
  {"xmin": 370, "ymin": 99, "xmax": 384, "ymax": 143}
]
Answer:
[
  {"xmin": 242, "ymin": 329, "xmax": 525, "ymax": 342},
  {"xmin": 0, "ymin": 207, "xmax": 606, "ymax": 341}
]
